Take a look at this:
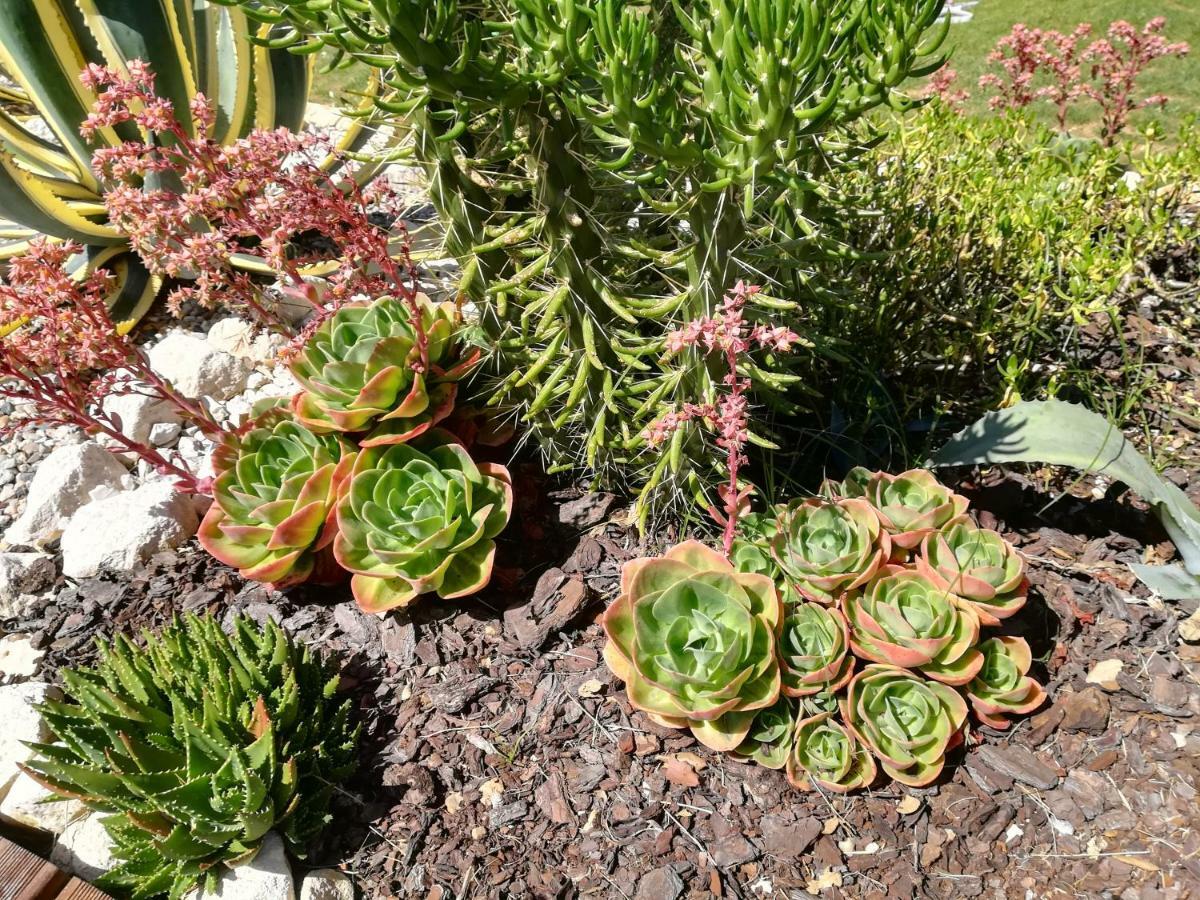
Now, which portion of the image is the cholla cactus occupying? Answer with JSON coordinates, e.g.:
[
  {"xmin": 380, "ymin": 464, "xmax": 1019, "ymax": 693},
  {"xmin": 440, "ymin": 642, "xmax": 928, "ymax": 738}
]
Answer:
[
  {"xmin": 602, "ymin": 541, "xmax": 783, "ymax": 751},
  {"xmin": 289, "ymin": 295, "xmax": 476, "ymax": 444},
  {"xmin": 772, "ymin": 498, "xmax": 890, "ymax": 603},
  {"xmin": 333, "ymin": 429, "xmax": 512, "ymax": 612},
  {"xmin": 966, "ymin": 637, "xmax": 1047, "ymax": 728},
  {"xmin": 779, "ymin": 602, "xmax": 855, "ymax": 697},
  {"xmin": 839, "ymin": 467, "xmax": 968, "ymax": 551},
  {"xmin": 734, "ymin": 698, "xmax": 796, "ymax": 769},
  {"xmin": 21, "ymin": 615, "xmax": 358, "ymax": 900},
  {"xmin": 787, "ymin": 711, "xmax": 877, "ymax": 793},
  {"xmin": 842, "ymin": 663, "xmax": 967, "ymax": 786},
  {"xmin": 918, "ymin": 517, "xmax": 1028, "ymax": 625},
  {"xmin": 842, "ymin": 568, "xmax": 983, "ymax": 685},
  {"xmin": 198, "ymin": 410, "xmax": 355, "ymax": 587}
]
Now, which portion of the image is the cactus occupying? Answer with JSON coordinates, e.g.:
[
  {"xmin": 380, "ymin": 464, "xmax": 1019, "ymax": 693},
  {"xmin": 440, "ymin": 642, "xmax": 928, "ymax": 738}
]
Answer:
[{"xmin": 222, "ymin": 0, "xmax": 948, "ymax": 511}]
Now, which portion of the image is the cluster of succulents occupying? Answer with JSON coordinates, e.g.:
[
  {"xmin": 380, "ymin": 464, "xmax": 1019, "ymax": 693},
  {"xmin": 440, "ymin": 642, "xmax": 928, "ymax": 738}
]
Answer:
[
  {"xmin": 199, "ymin": 293, "xmax": 511, "ymax": 613},
  {"xmin": 602, "ymin": 468, "xmax": 1046, "ymax": 790},
  {"xmin": 22, "ymin": 615, "xmax": 359, "ymax": 900}
]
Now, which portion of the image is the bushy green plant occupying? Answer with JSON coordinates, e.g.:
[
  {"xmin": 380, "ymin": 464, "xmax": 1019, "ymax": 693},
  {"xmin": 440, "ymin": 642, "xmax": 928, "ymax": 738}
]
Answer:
[
  {"xmin": 21, "ymin": 615, "xmax": 359, "ymax": 900},
  {"xmin": 223, "ymin": 0, "xmax": 949, "ymax": 510}
]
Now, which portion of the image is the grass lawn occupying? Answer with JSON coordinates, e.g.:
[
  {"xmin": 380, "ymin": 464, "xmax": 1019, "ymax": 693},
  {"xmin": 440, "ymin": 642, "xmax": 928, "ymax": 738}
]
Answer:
[
  {"xmin": 309, "ymin": 47, "xmax": 373, "ymax": 108},
  {"xmin": 943, "ymin": 0, "xmax": 1200, "ymax": 135}
]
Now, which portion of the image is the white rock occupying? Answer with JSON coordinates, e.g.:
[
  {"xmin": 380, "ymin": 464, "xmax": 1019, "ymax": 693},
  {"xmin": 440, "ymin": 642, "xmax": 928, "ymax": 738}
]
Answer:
[
  {"xmin": 149, "ymin": 421, "xmax": 183, "ymax": 447},
  {"xmin": 101, "ymin": 393, "xmax": 181, "ymax": 445},
  {"xmin": 0, "ymin": 682, "xmax": 60, "ymax": 801},
  {"xmin": 300, "ymin": 869, "xmax": 354, "ymax": 900},
  {"xmin": 0, "ymin": 634, "xmax": 44, "ymax": 678},
  {"xmin": 0, "ymin": 552, "xmax": 56, "ymax": 617},
  {"xmin": 208, "ymin": 317, "xmax": 259, "ymax": 359},
  {"xmin": 202, "ymin": 832, "xmax": 295, "ymax": 900},
  {"xmin": 4, "ymin": 442, "xmax": 128, "ymax": 545},
  {"xmin": 51, "ymin": 813, "xmax": 116, "ymax": 881},
  {"xmin": 148, "ymin": 331, "xmax": 253, "ymax": 400},
  {"xmin": 61, "ymin": 481, "xmax": 199, "ymax": 579},
  {"xmin": 0, "ymin": 770, "xmax": 86, "ymax": 833}
]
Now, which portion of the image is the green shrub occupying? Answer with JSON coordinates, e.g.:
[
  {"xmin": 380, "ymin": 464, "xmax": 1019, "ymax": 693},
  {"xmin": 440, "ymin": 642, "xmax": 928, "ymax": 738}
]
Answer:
[{"xmin": 21, "ymin": 615, "xmax": 359, "ymax": 900}]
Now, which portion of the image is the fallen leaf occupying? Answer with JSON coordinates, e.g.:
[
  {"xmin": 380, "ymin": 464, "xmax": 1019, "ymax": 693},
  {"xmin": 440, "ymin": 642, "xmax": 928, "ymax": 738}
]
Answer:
[
  {"xmin": 1114, "ymin": 854, "xmax": 1159, "ymax": 872},
  {"xmin": 821, "ymin": 817, "xmax": 840, "ymax": 835},
  {"xmin": 1086, "ymin": 658, "xmax": 1123, "ymax": 690},
  {"xmin": 578, "ymin": 678, "xmax": 604, "ymax": 697},
  {"xmin": 660, "ymin": 755, "xmax": 701, "ymax": 787},
  {"xmin": 1180, "ymin": 608, "xmax": 1200, "ymax": 643},
  {"xmin": 896, "ymin": 795, "xmax": 921, "ymax": 815},
  {"xmin": 674, "ymin": 751, "xmax": 707, "ymax": 770},
  {"xmin": 444, "ymin": 791, "xmax": 463, "ymax": 814},
  {"xmin": 806, "ymin": 869, "xmax": 843, "ymax": 892},
  {"xmin": 480, "ymin": 778, "xmax": 504, "ymax": 808}
]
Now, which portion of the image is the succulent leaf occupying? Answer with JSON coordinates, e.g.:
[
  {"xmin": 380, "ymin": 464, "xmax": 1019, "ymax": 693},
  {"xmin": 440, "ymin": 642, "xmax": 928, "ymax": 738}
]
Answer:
[
  {"xmin": 734, "ymin": 697, "xmax": 796, "ymax": 770},
  {"xmin": 778, "ymin": 602, "xmax": 855, "ymax": 697},
  {"xmin": 965, "ymin": 636, "xmax": 1047, "ymax": 729},
  {"xmin": 917, "ymin": 517, "xmax": 1028, "ymax": 625},
  {"xmin": 771, "ymin": 498, "xmax": 890, "ymax": 603},
  {"xmin": 786, "ymin": 711, "xmax": 877, "ymax": 793},
  {"xmin": 839, "ymin": 468, "xmax": 968, "ymax": 552}
]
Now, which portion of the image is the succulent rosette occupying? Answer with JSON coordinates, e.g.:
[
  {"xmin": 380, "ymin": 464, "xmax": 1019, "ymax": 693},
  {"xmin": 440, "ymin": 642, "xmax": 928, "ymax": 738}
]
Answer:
[
  {"xmin": 731, "ymin": 513, "xmax": 801, "ymax": 604},
  {"xmin": 288, "ymin": 294, "xmax": 478, "ymax": 445},
  {"xmin": 771, "ymin": 498, "xmax": 890, "ymax": 603},
  {"xmin": 842, "ymin": 568, "xmax": 983, "ymax": 685},
  {"xmin": 918, "ymin": 517, "xmax": 1027, "ymax": 626},
  {"xmin": 602, "ymin": 540, "xmax": 783, "ymax": 751},
  {"xmin": 198, "ymin": 410, "xmax": 355, "ymax": 587},
  {"xmin": 843, "ymin": 467, "xmax": 968, "ymax": 551},
  {"xmin": 966, "ymin": 637, "xmax": 1047, "ymax": 729},
  {"xmin": 734, "ymin": 698, "xmax": 796, "ymax": 769},
  {"xmin": 779, "ymin": 602, "xmax": 855, "ymax": 696},
  {"xmin": 786, "ymin": 711, "xmax": 877, "ymax": 793},
  {"xmin": 333, "ymin": 428, "xmax": 512, "ymax": 612},
  {"xmin": 842, "ymin": 664, "xmax": 968, "ymax": 787}
]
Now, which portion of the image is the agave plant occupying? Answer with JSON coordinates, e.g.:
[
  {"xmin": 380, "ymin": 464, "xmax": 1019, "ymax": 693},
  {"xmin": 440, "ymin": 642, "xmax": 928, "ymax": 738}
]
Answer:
[
  {"xmin": 772, "ymin": 498, "xmax": 890, "ymax": 603},
  {"xmin": 733, "ymin": 698, "xmax": 796, "ymax": 769},
  {"xmin": 840, "ymin": 467, "xmax": 968, "ymax": 551},
  {"xmin": 198, "ymin": 409, "xmax": 355, "ymax": 587},
  {"xmin": 602, "ymin": 540, "xmax": 783, "ymax": 751},
  {"xmin": 779, "ymin": 602, "xmax": 855, "ymax": 697},
  {"xmin": 918, "ymin": 517, "xmax": 1028, "ymax": 625},
  {"xmin": 333, "ymin": 428, "xmax": 512, "ymax": 612},
  {"xmin": 289, "ymin": 294, "xmax": 478, "ymax": 444},
  {"xmin": 786, "ymin": 711, "xmax": 877, "ymax": 793},
  {"xmin": 966, "ymin": 637, "xmax": 1047, "ymax": 729},
  {"xmin": 0, "ymin": 0, "xmax": 349, "ymax": 330},
  {"xmin": 842, "ymin": 663, "xmax": 967, "ymax": 787},
  {"xmin": 842, "ymin": 567, "xmax": 983, "ymax": 685},
  {"xmin": 21, "ymin": 615, "xmax": 358, "ymax": 900}
]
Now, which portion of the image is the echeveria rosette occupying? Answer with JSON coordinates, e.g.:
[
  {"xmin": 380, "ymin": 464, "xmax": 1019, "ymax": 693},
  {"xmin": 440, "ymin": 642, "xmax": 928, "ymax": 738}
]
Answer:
[
  {"xmin": 333, "ymin": 428, "xmax": 512, "ymax": 612},
  {"xmin": 771, "ymin": 498, "xmax": 890, "ymax": 604},
  {"xmin": 198, "ymin": 410, "xmax": 355, "ymax": 587},
  {"xmin": 779, "ymin": 602, "xmax": 854, "ymax": 697},
  {"xmin": 918, "ymin": 517, "xmax": 1028, "ymax": 626},
  {"xmin": 786, "ymin": 711, "xmax": 877, "ymax": 793},
  {"xmin": 602, "ymin": 540, "xmax": 783, "ymax": 752},
  {"xmin": 842, "ymin": 664, "xmax": 968, "ymax": 787},
  {"xmin": 966, "ymin": 637, "xmax": 1048, "ymax": 729},
  {"xmin": 842, "ymin": 567, "xmax": 983, "ymax": 686},
  {"xmin": 733, "ymin": 697, "xmax": 796, "ymax": 769},
  {"xmin": 730, "ymin": 512, "xmax": 801, "ymax": 604},
  {"xmin": 847, "ymin": 467, "xmax": 968, "ymax": 551},
  {"xmin": 289, "ymin": 294, "xmax": 478, "ymax": 445}
]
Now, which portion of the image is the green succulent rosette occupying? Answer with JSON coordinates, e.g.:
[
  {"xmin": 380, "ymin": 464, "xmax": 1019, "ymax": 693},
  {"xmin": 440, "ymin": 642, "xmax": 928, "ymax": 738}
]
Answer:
[
  {"xmin": 733, "ymin": 697, "xmax": 796, "ymax": 769},
  {"xmin": 333, "ymin": 428, "xmax": 512, "ymax": 613},
  {"xmin": 966, "ymin": 637, "xmax": 1047, "ymax": 729},
  {"xmin": 198, "ymin": 409, "xmax": 356, "ymax": 587},
  {"xmin": 842, "ymin": 663, "xmax": 968, "ymax": 787},
  {"xmin": 730, "ymin": 512, "xmax": 800, "ymax": 604},
  {"xmin": 771, "ymin": 498, "xmax": 890, "ymax": 604},
  {"xmin": 786, "ymin": 711, "xmax": 877, "ymax": 793},
  {"xmin": 288, "ymin": 294, "xmax": 478, "ymax": 445},
  {"xmin": 918, "ymin": 516, "xmax": 1027, "ymax": 626},
  {"xmin": 841, "ymin": 467, "xmax": 968, "ymax": 551},
  {"xmin": 779, "ymin": 602, "xmax": 855, "ymax": 697},
  {"xmin": 842, "ymin": 567, "xmax": 983, "ymax": 685},
  {"xmin": 602, "ymin": 540, "xmax": 783, "ymax": 751}
]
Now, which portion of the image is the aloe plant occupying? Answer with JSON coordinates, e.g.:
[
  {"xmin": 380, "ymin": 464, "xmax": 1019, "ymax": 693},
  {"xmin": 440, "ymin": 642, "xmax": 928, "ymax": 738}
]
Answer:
[{"xmin": 21, "ymin": 615, "xmax": 358, "ymax": 900}]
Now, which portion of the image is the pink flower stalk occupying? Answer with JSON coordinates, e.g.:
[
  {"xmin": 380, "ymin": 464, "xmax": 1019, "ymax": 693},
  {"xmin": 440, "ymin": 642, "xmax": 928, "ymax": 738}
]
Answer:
[
  {"xmin": 924, "ymin": 68, "xmax": 970, "ymax": 110},
  {"xmin": 81, "ymin": 63, "xmax": 428, "ymax": 370},
  {"xmin": 647, "ymin": 282, "xmax": 800, "ymax": 557},
  {"xmin": 1034, "ymin": 24, "xmax": 1093, "ymax": 130},
  {"xmin": 979, "ymin": 24, "xmax": 1046, "ymax": 111},
  {"xmin": 0, "ymin": 239, "xmax": 224, "ymax": 492},
  {"xmin": 1082, "ymin": 18, "xmax": 1189, "ymax": 146}
]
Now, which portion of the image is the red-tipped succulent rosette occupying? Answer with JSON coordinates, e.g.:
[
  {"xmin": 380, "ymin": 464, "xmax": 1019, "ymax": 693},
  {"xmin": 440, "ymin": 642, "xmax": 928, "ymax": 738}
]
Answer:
[
  {"xmin": 918, "ymin": 516, "xmax": 1028, "ymax": 626},
  {"xmin": 771, "ymin": 497, "xmax": 891, "ymax": 604},
  {"xmin": 966, "ymin": 636, "xmax": 1048, "ymax": 729},
  {"xmin": 602, "ymin": 541, "xmax": 783, "ymax": 752},
  {"xmin": 841, "ymin": 467, "xmax": 969, "ymax": 553},
  {"xmin": 779, "ymin": 602, "xmax": 855, "ymax": 697},
  {"xmin": 786, "ymin": 711, "xmax": 877, "ymax": 793}
]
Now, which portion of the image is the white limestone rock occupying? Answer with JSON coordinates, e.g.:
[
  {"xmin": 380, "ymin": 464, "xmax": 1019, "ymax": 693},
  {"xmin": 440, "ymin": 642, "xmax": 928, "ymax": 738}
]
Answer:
[
  {"xmin": 207, "ymin": 317, "xmax": 283, "ymax": 364},
  {"xmin": 0, "ymin": 634, "xmax": 44, "ymax": 678},
  {"xmin": 61, "ymin": 481, "xmax": 199, "ymax": 579},
  {"xmin": 101, "ymin": 393, "xmax": 181, "ymax": 446},
  {"xmin": 149, "ymin": 421, "xmax": 183, "ymax": 447},
  {"xmin": 0, "ymin": 681, "xmax": 59, "ymax": 802},
  {"xmin": 51, "ymin": 812, "xmax": 116, "ymax": 881},
  {"xmin": 4, "ymin": 442, "xmax": 128, "ymax": 545},
  {"xmin": 0, "ymin": 770, "xmax": 86, "ymax": 833},
  {"xmin": 201, "ymin": 832, "xmax": 295, "ymax": 900},
  {"xmin": 0, "ymin": 552, "xmax": 56, "ymax": 617},
  {"xmin": 148, "ymin": 331, "xmax": 252, "ymax": 400},
  {"xmin": 300, "ymin": 868, "xmax": 355, "ymax": 900}
]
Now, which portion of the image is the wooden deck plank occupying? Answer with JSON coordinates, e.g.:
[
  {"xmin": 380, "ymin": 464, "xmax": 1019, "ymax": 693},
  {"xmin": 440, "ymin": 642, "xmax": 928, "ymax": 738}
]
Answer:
[
  {"xmin": 0, "ymin": 838, "xmax": 112, "ymax": 900},
  {"xmin": 54, "ymin": 879, "xmax": 111, "ymax": 900}
]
